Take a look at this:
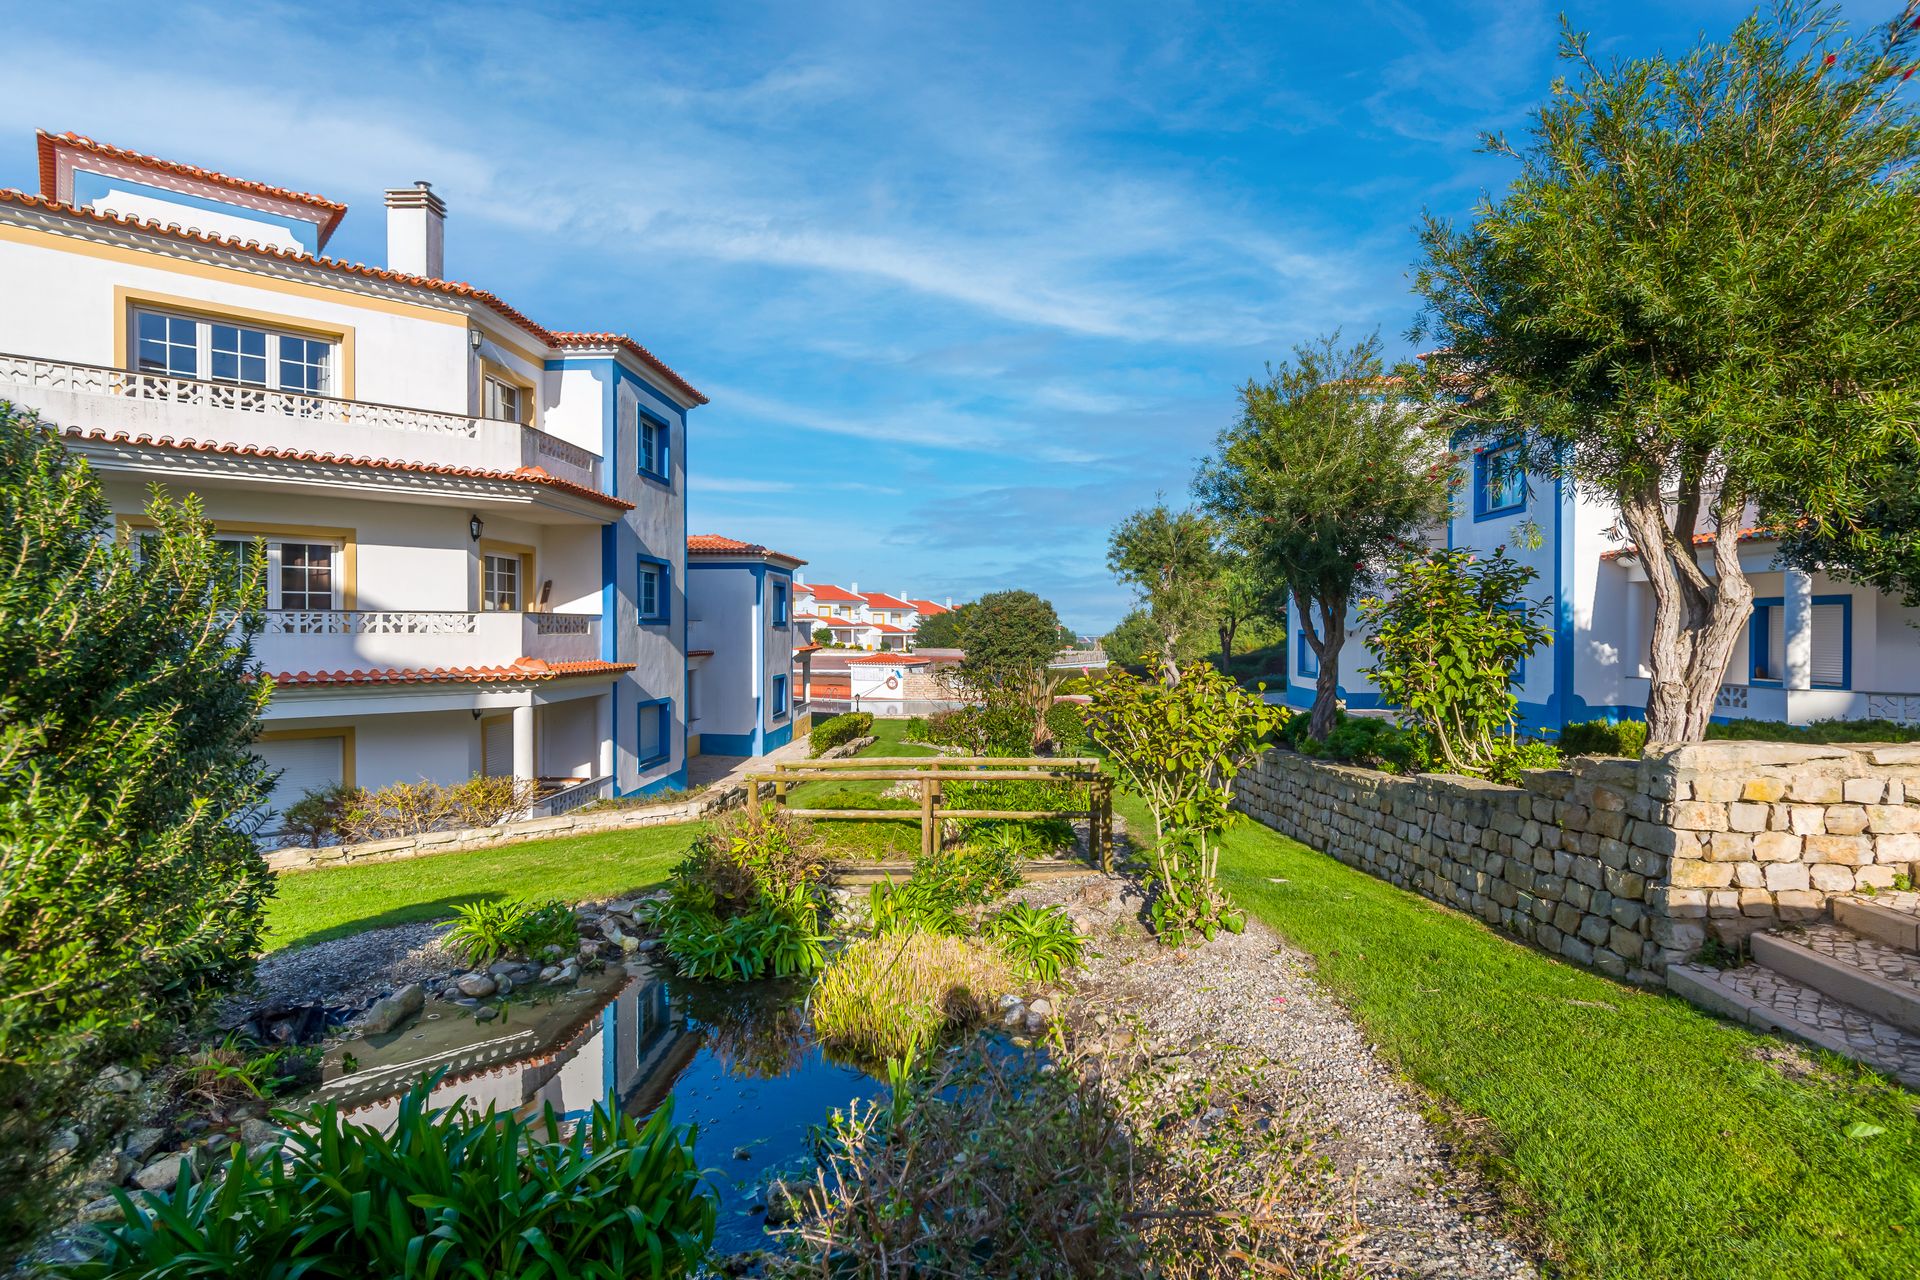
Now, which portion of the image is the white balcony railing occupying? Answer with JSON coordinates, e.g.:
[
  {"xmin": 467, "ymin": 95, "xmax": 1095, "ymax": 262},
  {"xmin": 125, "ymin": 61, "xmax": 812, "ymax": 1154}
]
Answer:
[
  {"xmin": 0, "ymin": 353, "xmax": 603, "ymax": 494},
  {"xmin": 1717, "ymin": 683, "xmax": 1920, "ymax": 727},
  {"xmin": 253, "ymin": 610, "xmax": 600, "ymax": 674}
]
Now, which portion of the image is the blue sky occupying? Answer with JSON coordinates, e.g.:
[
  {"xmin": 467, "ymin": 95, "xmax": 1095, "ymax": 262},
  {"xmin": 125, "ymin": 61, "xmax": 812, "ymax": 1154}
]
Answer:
[{"xmin": 0, "ymin": 1, "xmax": 1892, "ymax": 632}]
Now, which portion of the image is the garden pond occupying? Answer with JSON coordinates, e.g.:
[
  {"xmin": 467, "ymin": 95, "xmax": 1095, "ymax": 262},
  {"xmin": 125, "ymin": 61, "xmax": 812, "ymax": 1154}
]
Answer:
[{"xmin": 305, "ymin": 962, "xmax": 888, "ymax": 1252}]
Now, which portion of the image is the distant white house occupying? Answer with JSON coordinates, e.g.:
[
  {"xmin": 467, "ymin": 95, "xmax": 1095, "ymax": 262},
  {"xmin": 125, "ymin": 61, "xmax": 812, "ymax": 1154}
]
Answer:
[
  {"xmin": 686, "ymin": 535, "xmax": 804, "ymax": 757},
  {"xmin": 792, "ymin": 576, "xmax": 951, "ymax": 651},
  {"xmin": 1284, "ymin": 437, "xmax": 1920, "ymax": 732}
]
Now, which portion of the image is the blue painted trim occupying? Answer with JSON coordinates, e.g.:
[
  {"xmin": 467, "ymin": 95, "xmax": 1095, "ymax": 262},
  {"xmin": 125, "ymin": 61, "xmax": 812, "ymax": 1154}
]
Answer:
[
  {"xmin": 601, "ymin": 1001, "xmax": 617, "ymax": 1097},
  {"xmin": 75, "ymin": 171, "xmax": 322, "ymax": 252},
  {"xmin": 700, "ymin": 730, "xmax": 758, "ymax": 755},
  {"xmin": 1296, "ymin": 629, "xmax": 1319, "ymax": 678},
  {"xmin": 636, "ymin": 554, "xmax": 671, "ymax": 626},
  {"xmin": 638, "ymin": 410, "xmax": 672, "ymax": 488},
  {"xmin": 635, "ymin": 697, "xmax": 673, "ymax": 767},
  {"xmin": 764, "ymin": 722, "xmax": 794, "ymax": 752},
  {"xmin": 599, "ymin": 524, "xmax": 618, "ymax": 663},
  {"xmin": 772, "ymin": 673, "xmax": 789, "ymax": 718},
  {"xmin": 1750, "ymin": 594, "xmax": 1852, "ymax": 690},
  {"xmin": 1472, "ymin": 442, "xmax": 1528, "ymax": 521}
]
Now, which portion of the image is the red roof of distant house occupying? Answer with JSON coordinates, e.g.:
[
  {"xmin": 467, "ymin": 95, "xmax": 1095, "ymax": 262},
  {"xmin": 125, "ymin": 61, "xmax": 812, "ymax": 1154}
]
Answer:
[
  {"xmin": 8, "ymin": 142, "xmax": 706, "ymax": 405},
  {"xmin": 847, "ymin": 653, "xmax": 931, "ymax": 665},
  {"xmin": 686, "ymin": 533, "xmax": 805, "ymax": 564},
  {"xmin": 861, "ymin": 591, "xmax": 915, "ymax": 610},
  {"xmin": 38, "ymin": 130, "xmax": 349, "ymax": 244},
  {"xmin": 869, "ymin": 623, "xmax": 911, "ymax": 634},
  {"xmin": 270, "ymin": 660, "xmax": 633, "ymax": 688},
  {"xmin": 803, "ymin": 582, "xmax": 865, "ymax": 604},
  {"xmin": 1600, "ymin": 526, "xmax": 1774, "ymax": 562},
  {"xmin": 58, "ymin": 427, "xmax": 633, "ymax": 510},
  {"xmin": 907, "ymin": 599, "xmax": 948, "ymax": 615}
]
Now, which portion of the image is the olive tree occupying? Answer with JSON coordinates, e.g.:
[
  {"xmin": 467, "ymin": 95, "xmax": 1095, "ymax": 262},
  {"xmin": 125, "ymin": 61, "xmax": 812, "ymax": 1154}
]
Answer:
[
  {"xmin": 1197, "ymin": 332, "xmax": 1453, "ymax": 739},
  {"xmin": 1105, "ymin": 502, "xmax": 1219, "ymax": 685},
  {"xmin": 1413, "ymin": 5, "xmax": 1920, "ymax": 741},
  {"xmin": 0, "ymin": 402, "xmax": 275, "ymax": 1258}
]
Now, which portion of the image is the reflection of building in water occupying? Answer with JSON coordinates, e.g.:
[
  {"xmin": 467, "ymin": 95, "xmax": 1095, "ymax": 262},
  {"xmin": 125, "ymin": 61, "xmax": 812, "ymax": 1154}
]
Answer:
[{"xmin": 324, "ymin": 970, "xmax": 697, "ymax": 1129}]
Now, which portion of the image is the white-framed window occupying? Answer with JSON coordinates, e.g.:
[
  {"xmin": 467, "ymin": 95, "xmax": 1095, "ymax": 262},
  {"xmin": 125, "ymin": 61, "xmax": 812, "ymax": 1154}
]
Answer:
[
  {"xmin": 133, "ymin": 309, "xmax": 334, "ymax": 394},
  {"xmin": 483, "ymin": 374, "xmax": 523, "ymax": 423},
  {"xmin": 482, "ymin": 553, "xmax": 522, "ymax": 612}
]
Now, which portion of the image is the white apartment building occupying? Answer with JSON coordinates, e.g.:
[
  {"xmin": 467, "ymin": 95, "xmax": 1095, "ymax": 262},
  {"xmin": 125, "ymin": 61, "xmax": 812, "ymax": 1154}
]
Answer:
[
  {"xmin": 0, "ymin": 131, "xmax": 704, "ymax": 825},
  {"xmin": 792, "ymin": 577, "xmax": 949, "ymax": 651},
  {"xmin": 685, "ymin": 535, "xmax": 804, "ymax": 756},
  {"xmin": 1283, "ymin": 438, "xmax": 1920, "ymax": 732}
]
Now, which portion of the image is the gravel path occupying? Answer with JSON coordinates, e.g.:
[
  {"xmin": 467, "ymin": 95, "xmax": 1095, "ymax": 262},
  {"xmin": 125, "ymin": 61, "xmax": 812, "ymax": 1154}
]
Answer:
[
  {"xmin": 1016, "ymin": 856, "xmax": 1539, "ymax": 1280},
  {"xmin": 240, "ymin": 920, "xmax": 462, "ymax": 1015}
]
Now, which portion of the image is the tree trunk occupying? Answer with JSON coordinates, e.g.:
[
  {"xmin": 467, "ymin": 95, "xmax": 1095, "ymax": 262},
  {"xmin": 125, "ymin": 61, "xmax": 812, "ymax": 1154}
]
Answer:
[
  {"xmin": 1295, "ymin": 587, "xmax": 1346, "ymax": 740},
  {"xmin": 1218, "ymin": 623, "xmax": 1233, "ymax": 669},
  {"xmin": 1159, "ymin": 627, "xmax": 1182, "ymax": 686},
  {"xmin": 1617, "ymin": 474, "xmax": 1754, "ymax": 743}
]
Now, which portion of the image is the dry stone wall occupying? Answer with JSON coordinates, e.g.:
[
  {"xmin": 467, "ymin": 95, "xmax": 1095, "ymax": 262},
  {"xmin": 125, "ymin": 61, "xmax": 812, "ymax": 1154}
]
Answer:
[{"xmin": 1232, "ymin": 741, "xmax": 1920, "ymax": 983}]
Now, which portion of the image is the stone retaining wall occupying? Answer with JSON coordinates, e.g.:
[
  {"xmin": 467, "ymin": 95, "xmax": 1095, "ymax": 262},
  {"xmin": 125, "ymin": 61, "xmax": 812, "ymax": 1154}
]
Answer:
[{"xmin": 1232, "ymin": 741, "xmax": 1920, "ymax": 983}]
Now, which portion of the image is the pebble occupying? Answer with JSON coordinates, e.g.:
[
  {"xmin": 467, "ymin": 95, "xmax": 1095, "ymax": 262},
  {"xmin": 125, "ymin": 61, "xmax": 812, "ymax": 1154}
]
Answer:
[
  {"xmin": 455, "ymin": 973, "xmax": 497, "ymax": 998},
  {"xmin": 475, "ymin": 1006, "xmax": 499, "ymax": 1024},
  {"xmin": 121, "ymin": 1128, "xmax": 166, "ymax": 1163}
]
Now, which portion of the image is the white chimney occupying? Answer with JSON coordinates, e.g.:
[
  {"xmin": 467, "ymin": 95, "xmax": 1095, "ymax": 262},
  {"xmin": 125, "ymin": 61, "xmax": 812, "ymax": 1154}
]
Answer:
[
  {"xmin": 384, "ymin": 181, "xmax": 446, "ymax": 278},
  {"xmin": 850, "ymin": 581, "xmax": 859, "ymax": 595}
]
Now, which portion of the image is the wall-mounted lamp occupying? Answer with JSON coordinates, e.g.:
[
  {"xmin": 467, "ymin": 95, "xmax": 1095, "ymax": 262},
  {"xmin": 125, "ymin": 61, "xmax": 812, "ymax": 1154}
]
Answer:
[
  {"xmin": 469, "ymin": 329, "xmax": 483, "ymax": 351},
  {"xmin": 472, "ymin": 708, "xmax": 484, "ymax": 721},
  {"xmin": 469, "ymin": 515, "xmax": 485, "ymax": 542}
]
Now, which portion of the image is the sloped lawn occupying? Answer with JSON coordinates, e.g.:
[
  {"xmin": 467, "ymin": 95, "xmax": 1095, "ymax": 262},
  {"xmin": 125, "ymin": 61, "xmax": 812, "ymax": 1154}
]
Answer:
[
  {"xmin": 787, "ymin": 717, "xmax": 939, "ymax": 859},
  {"xmin": 1114, "ymin": 791, "xmax": 1920, "ymax": 1280},
  {"xmin": 265, "ymin": 823, "xmax": 700, "ymax": 950}
]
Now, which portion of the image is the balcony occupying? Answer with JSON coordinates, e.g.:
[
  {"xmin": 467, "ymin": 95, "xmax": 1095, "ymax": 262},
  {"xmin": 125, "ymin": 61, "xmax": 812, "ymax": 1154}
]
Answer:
[
  {"xmin": 0, "ymin": 353, "xmax": 602, "ymax": 493},
  {"xmin": 253, "ymin": 610, "xmax": 600, "ymax": 675}
]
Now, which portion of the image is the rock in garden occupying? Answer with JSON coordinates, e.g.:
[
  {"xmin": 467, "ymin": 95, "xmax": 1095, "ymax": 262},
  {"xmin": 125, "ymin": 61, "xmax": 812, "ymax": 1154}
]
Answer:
[
  {"xmin": 79, "ymin": 1196, "xmax": 124, "ymax": 1224},
  {"xmin": 761, "ymin": 1179, "xmax": 801, "ymax": 1226},
  {"xmin": 494, "ymin": 976, "xmax": 514, "ymax": 996},
  {"xmin": 605, "ymin": 899, "xmax": 635, "ymax": 915},
  {"xmin": 356, "ymin": 983, "xmax": 426, "ymax": 1035},
  {"xmin": 121, "ymin": 1128, "xmax": 167, "ymax": 1164},
  {"xmin": 95, "ymin": 1065, "xmax": 141, "ymax": 1094},
  {"xmin": 132, "ymin": 1156, "xmax": 189, "ymax": 1192},
  {"xmin": 558, "ymin": 962, "xmax": 579, "ymax": 983},
  {"xmin": 456, "ymin": 973, "xmax": 497, "ymax": 998},
  {"xmin": 541, "ymin": 944, "xmax": 566, "ymax": 961},
  {"xmin": 475, "ymin": 1006, "xmax": 499, "ymax": 1023},
  {"xmin": 1029, "ymin": 997, "xmax": 1053, "ymax": 1017},
  {"xmin": 1025, "ymin": 1011, "xmax": 1047, "ymax": 1034},
  {"xmin": 238, "ymin": 1118, "xmax": 277, "ymax": 1151},
  {"xmin": 1003, "ymin": 1002, "xmax": 1027, "ymax": 1027},
  {"xmin": 540, "ymin": 965, "xmax": 562, "ymax": 982}
]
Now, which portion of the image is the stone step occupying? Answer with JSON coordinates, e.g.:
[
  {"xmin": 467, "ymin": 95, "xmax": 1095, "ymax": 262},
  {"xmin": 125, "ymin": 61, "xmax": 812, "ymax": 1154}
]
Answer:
[
  {"xmin": 1667, "ymin": 961, "xmax": 1920, "ymax": 1090},
  {"xmin": 1833, "ymin": 893, "xmax": 1920, "ymax": 953},
  {"xmin": 1751, "ymin": 923, "xmax": 1920, "ymax": 1035}
]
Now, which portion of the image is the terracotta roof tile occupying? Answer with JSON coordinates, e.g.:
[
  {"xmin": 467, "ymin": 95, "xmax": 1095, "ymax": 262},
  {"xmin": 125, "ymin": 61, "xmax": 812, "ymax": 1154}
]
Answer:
[
  {"xmin": 686, "ymin": 533, "xmax": 805, "ymax": 564},
  {"xmin": 58, "ymin": 426, "xmax": 633, "ymax": 511},
  {"xmin": 269, "ymin": 660, "xmax": 634, "ymax": 688},
  {"xmin": 38, "ymin": 130, "xmax": 348, "ymax": 242},
  {"xmin": 907, "ymin": 599, "xmax": 948, "ymax": 615},
  {"xmin": 801, "ymin": 582, "xmax": 864, "ymax": 604},
  {"xmin": 860, "ymin": 591, "xmax": 915, "ymax": 610},
  {"xmin": 1600, "ymin": 526, "xmax": 1773, "ymax": 562},
  {"xmin": 847, "ymin": 653, "xmax": 931, "ymax": 665},
  {"xmin": 0, "ymin": 186, "xmax": 707, "ymax": 406}
]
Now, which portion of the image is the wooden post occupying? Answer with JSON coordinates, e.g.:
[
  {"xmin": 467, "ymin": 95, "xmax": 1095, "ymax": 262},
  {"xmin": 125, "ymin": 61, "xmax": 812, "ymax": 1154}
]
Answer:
[
  {"xmin": 748, "ymin": 779, "xmax": 762, "ymax": 829},
  {"xmin": 1098, "ymin": 781, "xmax": 1113, "ymax": 873},
  {"xmin": 774, "ymin": 779, "xmax": 788, "ymax": 811},
  {"xmin": 1088, "ymin": 777, "xmax": 1099, "ymax": 868},
  {"xmin": 920, "ymin": 776, "xmax": 936, "ymax": 860}
]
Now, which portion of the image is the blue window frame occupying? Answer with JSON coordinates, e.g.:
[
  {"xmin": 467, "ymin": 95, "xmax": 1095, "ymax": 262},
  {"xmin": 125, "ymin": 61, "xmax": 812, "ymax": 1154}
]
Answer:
[
  {"xmin": 772, "ymin": 580, "xmax": 789, "ymax": 627},
  {"xmin": 639, "ymin": 412, "xmax": 670, "ymax": 483},
  {"xmin": 636, "ymin": 555, "xmax": 670, "ymax": 625},
  {"xmin": 772, "ymin": 674, "xmax": 789, "ymax": 718},
  {"xmin": 1749, "ymin": 595, "xmax": 1852, "ymax": 689},
  {"xmin": 1473, "ymin": 442, "xmax": 1528, "ymax": 520},
  {"xmin": 636, "ymin": 698, "xmax": 671, "ymax": 766},
  {"xmin": 1297, "ymin": 629, "xmax": 1319, "ymax": 678}
]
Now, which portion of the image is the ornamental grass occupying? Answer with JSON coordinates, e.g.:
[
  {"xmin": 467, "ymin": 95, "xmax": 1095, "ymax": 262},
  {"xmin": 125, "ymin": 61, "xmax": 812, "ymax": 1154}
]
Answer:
[{"xmin": 809, "ymin": 933, "xmax": 1010, "ymax": 1064}]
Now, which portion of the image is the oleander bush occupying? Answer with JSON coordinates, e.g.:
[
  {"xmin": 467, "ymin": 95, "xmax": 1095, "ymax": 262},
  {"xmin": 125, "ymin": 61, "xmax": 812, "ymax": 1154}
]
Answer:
[
  {"xmin": 57, "ymin": 1077, "xmax": 714, "ymax": 1279},
  {"xmin": 1558, "ymin": 718, "xmax": 1651, "ymax": 757},
  {"xmin": 809, "ymin": 712, "xmax": 874, "ymax": 756},
  {"xmin": 810, "ymin": 933, "xmax": 1010, "ymax": 1064}
]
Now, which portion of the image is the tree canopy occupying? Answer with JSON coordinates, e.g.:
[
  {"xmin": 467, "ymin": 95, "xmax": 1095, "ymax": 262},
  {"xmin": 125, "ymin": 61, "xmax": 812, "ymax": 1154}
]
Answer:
[
  {"xmin": 1196, "ymin": 331, "xmax": 1451, "ymax": 737},
  {"xmin": 912, "ymin": 602, "xmax": 970, "ymax": 649},
  {"xmin": 1412, "ymin": 4, "xmax": 1920, "ymax": 739},
  {"xmin": 1106, "ymin": 502, "xmax": 1219, "ymax": 684}
]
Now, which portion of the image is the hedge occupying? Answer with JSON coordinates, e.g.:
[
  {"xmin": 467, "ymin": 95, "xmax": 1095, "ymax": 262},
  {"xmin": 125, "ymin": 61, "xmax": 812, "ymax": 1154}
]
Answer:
[{"xmin": 811, "ymin": 712, "xmax": 875, "ymax": 756}]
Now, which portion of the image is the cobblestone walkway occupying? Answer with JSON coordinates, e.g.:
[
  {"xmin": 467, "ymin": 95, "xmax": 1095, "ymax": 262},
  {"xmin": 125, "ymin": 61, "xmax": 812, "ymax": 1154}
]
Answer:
[
  {"xmin": 1679, "ymin": 961, "xmax": 1920, "ymax": 1085},
  {"xmin": 1792, "ymin": 922, "xmax": 1920, "ymax": 991}
]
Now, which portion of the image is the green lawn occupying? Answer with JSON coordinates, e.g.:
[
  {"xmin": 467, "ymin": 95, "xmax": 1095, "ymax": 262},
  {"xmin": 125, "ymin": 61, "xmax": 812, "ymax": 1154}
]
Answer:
[
  {"xmin": 265, "ymin": 823, "xmax": 701, "ymax": 951},
  {"xmin": 791, "ymin": 717, "xmax": 937, "ymax": 859},
  {"xmin": 1114, "ymin": 791, "xmax": 1920, "ymax": 1280}
]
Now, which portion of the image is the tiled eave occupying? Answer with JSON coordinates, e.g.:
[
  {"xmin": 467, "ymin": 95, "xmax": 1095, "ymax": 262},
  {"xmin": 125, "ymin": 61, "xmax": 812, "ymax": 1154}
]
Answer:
[
  {"xmin": 267, "ymin": 660, "xmax": 635, "ymax": 689},
  {"xmin": 60, "ymin": 427, "xmax": 632, "ymax": 517}
]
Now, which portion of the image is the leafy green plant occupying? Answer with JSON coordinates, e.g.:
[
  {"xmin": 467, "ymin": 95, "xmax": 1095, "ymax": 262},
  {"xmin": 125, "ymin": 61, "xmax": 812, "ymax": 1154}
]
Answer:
[
  {"xmin": 277, "ymin": 781, "xmax": 356, "ymax": 848},
  {"xmin": 867, "ymin": 877, "xmax": 966, "ymax": 938},
  {"xmin": 176, "ymin": 1035, "xmax": 319, "ymax": 1110},
  {"xmin": 0, "ymin": 403, "xmax": 276, "ymax": 1260},
  {"xmin": 510, "ymin": 900, "xmax": 581, "ymax": 955},
  {"xmin": 1489, "ymin": 739, "xmax": 1564, "ymax": 785},
  {"xmin": 809, "ymin": 712, "xmax": 874, "ymax": 756},
  {"xmin": 809, "ymin": 933, "xmax": 1010, "ymax": 1064},
  {"xmin": 1359, "ymin": 546, "xmax": 1551, "ymax": 776},
  {"xmin": 1559, "ymin": 718, "xmax": 1651, "ymax": 757},
  {"xmin": 1290, "ymin": 711, "xmax": 1434, "ymax": 775},
  {"xmin": 1088, "ymin": 665, "xmax": 1281, "ymax": 946},
  {"xmin": 445, "ymin": 898, "xmax": 581, "ymax": 966},
  {"xmin": 1894, "ymin": 869, "xmax": 1915, "ymax": 894},
  {"xmin": 986, "ymin": 903, "xmax": 1089, "ymax": 985},
  {"xmin": 59, "ymin": 1075, "xmax": 714, "ymax": 1279},
  {"xmin": 1705, "ymin": 718, "xmax": 1920, "ymax": 745},
  {"xmin": 638, "ymin": 810, "xmax": 830, "ymax": 982}
]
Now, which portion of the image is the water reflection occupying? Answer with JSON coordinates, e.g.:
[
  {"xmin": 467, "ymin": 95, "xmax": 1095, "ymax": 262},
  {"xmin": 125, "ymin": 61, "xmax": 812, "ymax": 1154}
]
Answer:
[{"xmin": 309, "ymin": 963, "xmax": 885, "ymax": 1253}]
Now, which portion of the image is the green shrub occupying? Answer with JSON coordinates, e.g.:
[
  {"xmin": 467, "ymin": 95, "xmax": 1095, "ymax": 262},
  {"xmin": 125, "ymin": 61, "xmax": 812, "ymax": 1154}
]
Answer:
[
  {"xmin": 277, "ymin": 781, "xmax": 355, "ymax": 847},
  {"xmin": 1489, "ymin": 739, "xmax": 1565, "ymax": 784},
  {"xmin": 1044, "ymin": 701, "xmax": 1091, "ymax": 755},
  {"xmin": 60, "ymin": 1076, "xmax": 714, "ymax": 1279},
  {"xmin": 1558, "ymin": 718, "xmax": 1650, "ymax": 757},
  {"xmin": 1293, "ymin": 712, "xmax": 1434, "ymax": 775},
  {"xmin": 444, "ymin": 898, "xmax": 580, "ymax": 967},
  {"xmin": 0, "ymin": 404, "xmax": 276, "ymax": 1259},
  {"xmin": 810, "ymin": 933, "xmax": 1010, "ymax": 1064},
  {"xmin": 810, "ymin": 712, "xmax": 875, "ymax": 756},
  {"xmin": 637, "ymin": 807, "xmax": 830, "ymax": 981},
  {"xmin": 986, "ymin": 903, "xmax": 1089, "ymax": 985},
  {"xmin": 868, "ymin": 877, "xmax": 967, "ymax": 937},
  {"xmin": 1705, "ymin": 717, "xmax": 1920, "ymax": 744},
  {"xmin": 903, "ymin": 715, "xmax": 931, "ymax": 741}
]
